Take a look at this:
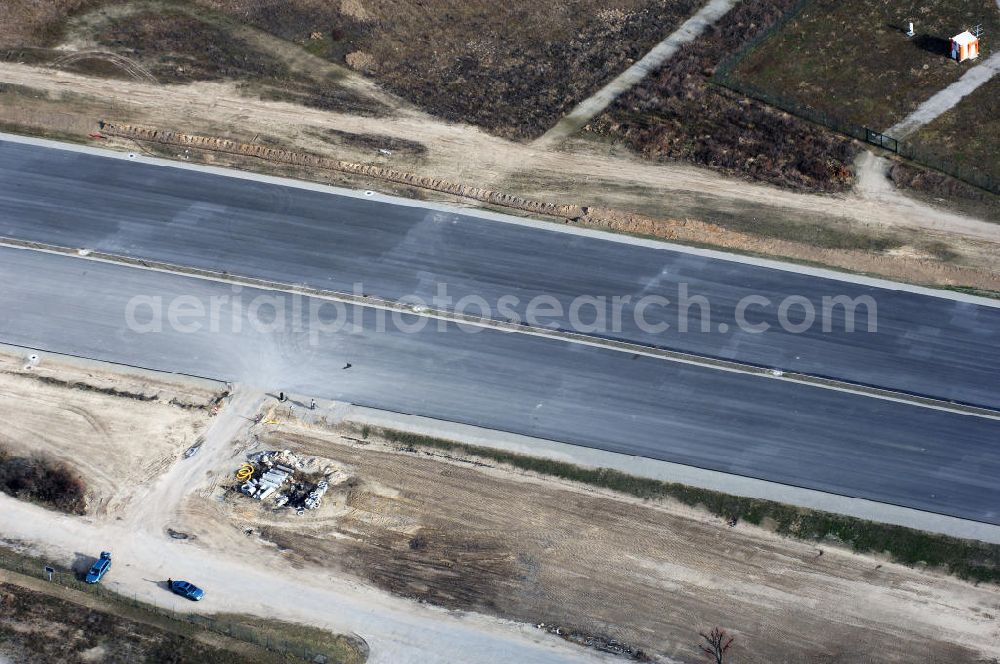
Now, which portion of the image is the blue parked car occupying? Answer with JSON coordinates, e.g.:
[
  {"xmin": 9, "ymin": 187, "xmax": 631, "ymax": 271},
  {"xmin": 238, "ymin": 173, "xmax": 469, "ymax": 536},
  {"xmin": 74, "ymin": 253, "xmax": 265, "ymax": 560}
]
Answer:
[
  {"xmin": 169, "ymin": 579, "xmax": 205, "ymax": 601},
  {"xmin": 85, "ymin": 552, "xmax": 112, "ymax": 584}
]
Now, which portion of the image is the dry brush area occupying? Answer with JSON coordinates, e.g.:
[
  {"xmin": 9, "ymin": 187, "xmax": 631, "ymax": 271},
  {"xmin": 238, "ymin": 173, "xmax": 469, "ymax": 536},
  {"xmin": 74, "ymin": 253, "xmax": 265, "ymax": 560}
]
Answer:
[
  {"xmin": 196, "ymin": 0, "xmax": 707, "ymax": 138},
  {"xmin": 589, "ymin": 0, "xmax": 859, "ymax": 192}
]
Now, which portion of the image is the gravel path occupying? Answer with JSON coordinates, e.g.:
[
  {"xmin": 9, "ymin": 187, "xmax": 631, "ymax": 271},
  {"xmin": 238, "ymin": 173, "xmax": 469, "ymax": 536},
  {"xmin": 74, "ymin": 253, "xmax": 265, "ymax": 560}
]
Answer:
[
  {"xmin": 889, "ymin": 51, "xmax": 1000, "ymax": 137},
  {"xmin": 534, "ymin": 0, "xmax": 737, "ymax": 146}
]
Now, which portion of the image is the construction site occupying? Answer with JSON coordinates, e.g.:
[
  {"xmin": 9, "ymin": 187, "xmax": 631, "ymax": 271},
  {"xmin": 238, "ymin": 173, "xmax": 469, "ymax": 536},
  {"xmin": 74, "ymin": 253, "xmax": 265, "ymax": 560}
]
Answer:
[
  {"xmin": 1, "ymin": 0, "xmax": 999, "ymax": 290},
  {"xmin": 0, "ymin": 348, "xmax": 996, "ymax": 662},
  {"xmin": 1, "ymin": 1, "xmax": 1000, "ymax": 663}
]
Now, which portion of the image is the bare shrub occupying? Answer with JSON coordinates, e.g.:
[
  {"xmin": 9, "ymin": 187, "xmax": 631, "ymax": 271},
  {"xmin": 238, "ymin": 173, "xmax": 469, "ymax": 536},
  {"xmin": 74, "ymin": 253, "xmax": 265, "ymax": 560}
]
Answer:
[{"xmin": 0, "ymin": 446, "xmax": 87, "ymax": 514}]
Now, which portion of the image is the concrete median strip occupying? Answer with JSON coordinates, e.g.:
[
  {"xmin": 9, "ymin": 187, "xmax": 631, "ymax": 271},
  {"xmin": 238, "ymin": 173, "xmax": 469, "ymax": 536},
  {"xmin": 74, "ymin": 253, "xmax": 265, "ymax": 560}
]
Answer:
[{"xmin": 2, "ymin": 234, "xmax": 997, "ymax": 421}]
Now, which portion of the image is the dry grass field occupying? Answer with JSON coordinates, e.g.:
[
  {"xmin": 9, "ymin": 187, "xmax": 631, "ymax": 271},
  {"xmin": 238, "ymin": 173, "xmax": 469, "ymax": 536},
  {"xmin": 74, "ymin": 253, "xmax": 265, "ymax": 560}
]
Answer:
[
  {"xmin": 733, "ymin": 0, "xmax": 1000, "ymax": 130},
  {"xmin": 3, "ymin": 0, "xmax": 708, "ymax": 138},
  {"xmin": 910, "ymin": 75, "xmax": 1000, "ymax": 187},
  {"xmin": 590, "ymin": 0, "xmax": 859, "ymax": 192},
  {"xmin": 198, "ymin": 0, "xmax": 709, "ymax": 138}
]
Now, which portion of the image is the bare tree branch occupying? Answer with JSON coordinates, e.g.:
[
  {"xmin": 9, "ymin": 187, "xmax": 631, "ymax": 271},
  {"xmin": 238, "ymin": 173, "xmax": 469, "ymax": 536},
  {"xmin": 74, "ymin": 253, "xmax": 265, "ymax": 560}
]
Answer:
[{"xmin": 698, "ymin": 627, "xmax": 734, "ymax": 664}]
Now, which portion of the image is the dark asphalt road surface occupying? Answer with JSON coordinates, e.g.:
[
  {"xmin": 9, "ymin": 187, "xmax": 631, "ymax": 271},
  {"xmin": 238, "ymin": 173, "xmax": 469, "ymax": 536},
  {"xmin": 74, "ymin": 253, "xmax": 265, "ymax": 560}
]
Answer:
[
  {"xmin": 1, "ymin": 247, "xmax": 998, "ymax": 524},
  {"xmin": 2, "ymin": 140, "xmax": 998, "ymax": 408}
]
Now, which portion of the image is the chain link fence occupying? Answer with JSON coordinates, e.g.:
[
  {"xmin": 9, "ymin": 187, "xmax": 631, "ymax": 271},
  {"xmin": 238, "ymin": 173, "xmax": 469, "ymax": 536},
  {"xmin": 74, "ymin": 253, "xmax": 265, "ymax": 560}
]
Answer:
[
  {"xmin": 712, "ymin": 0, "xmax": 999, "ymax": 195},
  {"xmin": 0, "ymin": 553, "xmax": 346, "ymax": 662}
]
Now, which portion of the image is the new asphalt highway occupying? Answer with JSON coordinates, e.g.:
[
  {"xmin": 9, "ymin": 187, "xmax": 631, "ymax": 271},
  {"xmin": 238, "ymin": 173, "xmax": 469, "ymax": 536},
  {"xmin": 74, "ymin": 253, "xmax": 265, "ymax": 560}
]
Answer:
[
  {"xmin": 1, "ymin": 246, "xmax": 998, "ymax": 524},
  {"xmin": 2, "ymin": 138, "xmax": 999, "ymax": 408}
]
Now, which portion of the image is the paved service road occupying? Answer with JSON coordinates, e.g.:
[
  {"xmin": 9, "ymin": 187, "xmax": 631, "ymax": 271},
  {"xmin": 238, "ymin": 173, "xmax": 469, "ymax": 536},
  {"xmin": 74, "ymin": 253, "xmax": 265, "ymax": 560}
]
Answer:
[
  {"xmin": 1, "ymin": 247, "xmax": 998, "ymax": 524},
  {"xmin": 1, "ymin": 139, "xmax": 999, "ymax": 408}
]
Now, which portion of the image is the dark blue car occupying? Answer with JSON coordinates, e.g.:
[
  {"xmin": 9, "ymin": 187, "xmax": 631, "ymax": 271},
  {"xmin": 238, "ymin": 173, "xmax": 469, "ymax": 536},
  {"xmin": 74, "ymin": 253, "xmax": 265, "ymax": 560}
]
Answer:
[
  {"xmin": 84, "ymin": 552, "xmax": 112, "ymax": 584},
  {"xmin": 169, "ymin": 580, "xmax": 205, "ymax": 601}
]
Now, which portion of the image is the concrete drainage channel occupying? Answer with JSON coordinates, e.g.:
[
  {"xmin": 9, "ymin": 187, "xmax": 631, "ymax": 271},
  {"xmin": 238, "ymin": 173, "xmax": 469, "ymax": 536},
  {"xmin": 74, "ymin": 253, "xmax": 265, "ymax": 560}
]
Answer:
[{"xmin": 3, "ymin": 234, "xmax": 998, "ymax": 421}]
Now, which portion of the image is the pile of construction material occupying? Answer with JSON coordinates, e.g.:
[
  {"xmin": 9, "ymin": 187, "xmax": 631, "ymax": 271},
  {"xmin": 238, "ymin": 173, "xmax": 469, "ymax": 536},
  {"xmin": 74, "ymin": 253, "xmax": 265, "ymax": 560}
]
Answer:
[
  {"xmin": 304, "ymin": 479, "xmax": 330, "ymax": 510},
  {"xmin": 240, "ymin": 464, "xmax": 292, "ymax": 502},
  {"xmin": 236, "ymin": 450, "xmax": 346, "ymax": 514}
]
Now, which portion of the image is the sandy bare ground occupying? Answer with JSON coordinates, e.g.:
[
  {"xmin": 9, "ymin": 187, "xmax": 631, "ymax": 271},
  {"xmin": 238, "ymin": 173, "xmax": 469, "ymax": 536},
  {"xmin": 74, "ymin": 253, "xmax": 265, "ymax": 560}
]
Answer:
[
  {"xmin": 188, "ymin": 417, "xmax": 1000, "ymax": 664},
  {"xmin": 1, "ymin": 61, "xmax": 999, "ymax": 288},
  {"xmin": 0, "ymin": 354, "xmax": 614, "ymax": 663},
  {"xmin": 0, "ymin": 351, "xmax": 219, "ymax": 515},
  {"xmin": 0, "ymin": 356, "xmax": 997, "ymax": 662}
]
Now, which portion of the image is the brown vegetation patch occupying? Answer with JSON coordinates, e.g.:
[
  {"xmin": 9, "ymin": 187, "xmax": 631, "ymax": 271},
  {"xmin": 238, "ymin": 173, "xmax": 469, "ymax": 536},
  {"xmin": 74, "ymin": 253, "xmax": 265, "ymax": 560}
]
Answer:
[
  {"xmin": 0, "ymin": 0, "xmax": 105, "ymax": 48},
  {"xmin": 907, "ymin": 75, "xmax": 1000, "ymax": 194},
  {"xmin": 0, "ymin": 581, "xmax": 254, "ymax": 663},
  {"xmin": 590, "ymin": 0, "xmax": 859, "ymax": 192},
  {"xmin": 890, "ymin": 161, "xmax": 1000, "ymax": 224},
  {"xmin": 308, "ymin": 127, "xmax": 427, "ymax": 157},
  {"xmin": 251, "ymin": 80, "xmax": 389, "ymax": 117},
  {"xmin": 96, "ymin": 9, "xmax": 291, "ymax": 83},
  {"xmin": 198, "ymin": 0, "xmax": 705, "ymax": 138},
  {"xmin": 0, "ymin": 447, "xmax": 86, "ymax": 515}
]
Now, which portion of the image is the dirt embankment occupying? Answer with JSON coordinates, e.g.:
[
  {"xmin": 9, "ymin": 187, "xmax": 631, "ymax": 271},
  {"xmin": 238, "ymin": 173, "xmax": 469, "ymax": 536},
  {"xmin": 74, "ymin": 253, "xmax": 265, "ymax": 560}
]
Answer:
[
  {"xmin": 99, "ymin": 121, "xmax": 586, "ymax": 219},
  {"xmin": 193, "ymin": 419, "xmax": 1000, "ymax": 664}
]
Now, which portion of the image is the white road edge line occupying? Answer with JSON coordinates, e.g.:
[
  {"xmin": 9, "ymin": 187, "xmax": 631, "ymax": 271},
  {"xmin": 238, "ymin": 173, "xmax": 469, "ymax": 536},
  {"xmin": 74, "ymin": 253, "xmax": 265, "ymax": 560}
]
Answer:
[
  {"xmin": 4, "ymin": 339, "xmax": 999, "ymax": 543},
  {"xmin": 2, "ymin": 130, "xmax": 998, "ymax": 308},
  {"xmin": 2, "ymin": 238, "xmax": 997, "ymax": 421},
  {"xmin": 342, "ymin": 403, "xmax": 1000, "ymax": 544}
]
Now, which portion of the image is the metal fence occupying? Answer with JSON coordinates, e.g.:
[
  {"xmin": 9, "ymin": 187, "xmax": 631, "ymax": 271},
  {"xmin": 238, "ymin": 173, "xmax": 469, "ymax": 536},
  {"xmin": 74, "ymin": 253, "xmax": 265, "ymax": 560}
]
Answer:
[
  {"xmin": 0, "ymin": 554, "xmax": 339, "ymax": 662},
  {"xmin": 865, "ymin": 128, "xmax": 898, "ymax": 153},
  {"xmin": 712, "ymin": 0, "xmax": 999, "ymax": 195}
]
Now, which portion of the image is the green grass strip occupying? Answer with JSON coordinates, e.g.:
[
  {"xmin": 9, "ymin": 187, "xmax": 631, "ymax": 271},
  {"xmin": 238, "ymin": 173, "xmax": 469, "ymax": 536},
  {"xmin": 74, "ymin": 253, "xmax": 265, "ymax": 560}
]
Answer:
[{"xmin": 377, "ymin": 427, "xmax": 1000, "ymax": 584}]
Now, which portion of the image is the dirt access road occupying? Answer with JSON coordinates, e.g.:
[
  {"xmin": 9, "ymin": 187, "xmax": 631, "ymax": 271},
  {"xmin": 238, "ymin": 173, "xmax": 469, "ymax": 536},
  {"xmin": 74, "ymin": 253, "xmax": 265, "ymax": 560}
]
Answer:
[{"xmin": 0, "ymin": 351, "xmax": 615, "ymax": 664}]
